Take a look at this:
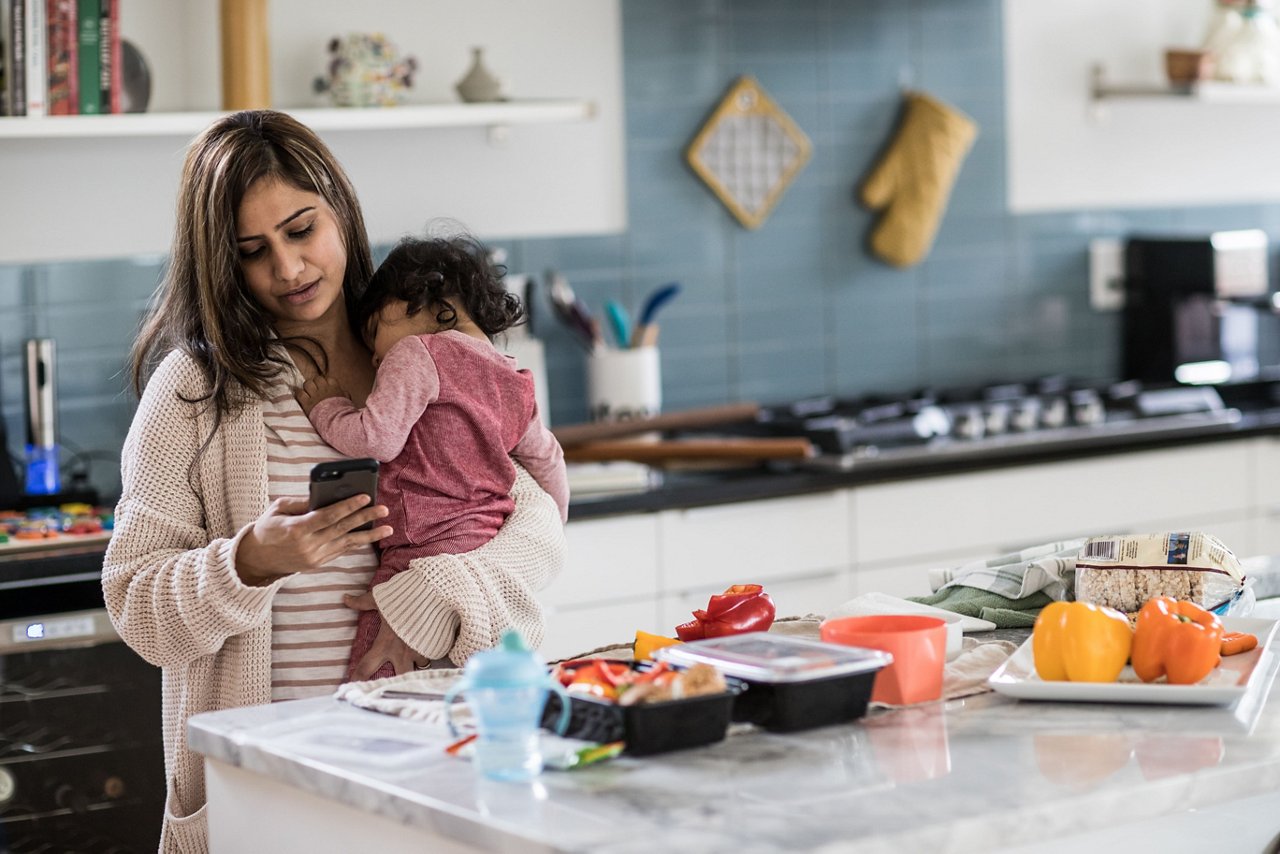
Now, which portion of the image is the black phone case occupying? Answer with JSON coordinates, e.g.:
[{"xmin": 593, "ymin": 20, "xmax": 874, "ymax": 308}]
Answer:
[{"xmin": 309, "ymin": 459, "xmax": 379, "ymax": 530}]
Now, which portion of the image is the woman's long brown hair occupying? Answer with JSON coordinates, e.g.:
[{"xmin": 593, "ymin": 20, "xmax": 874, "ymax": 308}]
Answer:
[{"xmin": 129, "ymin": 110, "xmax": 375, "ymax": 425}]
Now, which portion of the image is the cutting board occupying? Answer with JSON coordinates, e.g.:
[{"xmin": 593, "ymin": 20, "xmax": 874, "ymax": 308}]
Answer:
[{"xmin": 0, "ymin": 529, "xmax": 112, "ymax": 555}]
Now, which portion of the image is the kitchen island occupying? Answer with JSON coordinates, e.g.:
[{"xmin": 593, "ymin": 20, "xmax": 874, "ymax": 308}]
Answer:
[{"xmin": 189, "ymin": 633, "xmax": 1280, "ymax": 854}]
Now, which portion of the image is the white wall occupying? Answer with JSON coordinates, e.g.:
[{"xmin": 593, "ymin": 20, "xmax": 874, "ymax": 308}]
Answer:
[{"xmin": 1004, "ymin": 0, "xmax": 1280, "ymax": 212}]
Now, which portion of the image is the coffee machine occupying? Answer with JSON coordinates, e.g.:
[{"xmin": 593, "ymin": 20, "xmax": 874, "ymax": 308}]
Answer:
[{"xmin": 1123, "ymin": 229, "xmax": 1273, "ymax": 386}]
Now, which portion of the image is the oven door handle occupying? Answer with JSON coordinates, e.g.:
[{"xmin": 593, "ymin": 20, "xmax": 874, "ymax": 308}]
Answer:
[{"xmin": 0, "ymin": 608, "xmax": 120, "ymax": 653}]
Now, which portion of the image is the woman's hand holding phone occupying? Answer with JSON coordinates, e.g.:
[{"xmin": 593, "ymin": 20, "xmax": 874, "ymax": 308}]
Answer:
[{"xmin": 235, "ymin": 461, "xmax": 391, "ymax": 586}]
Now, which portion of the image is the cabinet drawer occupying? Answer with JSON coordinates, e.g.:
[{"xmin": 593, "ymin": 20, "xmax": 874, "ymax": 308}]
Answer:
[
  {"xmin": 853, "ymin": 444, "xmax": 1256, "ymax": 565},
  {"xmin": 543, "ymin": 515, "xmax": 660, "ymax": 608},
  {"xmin": 851, "ymin": 549, "xmax": 998, "ymax": 600},
  {"xmin": 1256, "ymin": 437, "xmax": 1280, "ymax": 509},
  {"xmin": 659, "ymin": 491, "xmax": 850, "ymax": 591},
  {"xmin": 539, "ymin": 599, "xmax": 659, "ymax": 661}
]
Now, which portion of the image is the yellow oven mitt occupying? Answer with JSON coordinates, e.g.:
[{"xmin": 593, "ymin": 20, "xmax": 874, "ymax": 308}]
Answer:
[{"xmin": 860, "ymin": 92, "xmax": 977, "ymax": 268}]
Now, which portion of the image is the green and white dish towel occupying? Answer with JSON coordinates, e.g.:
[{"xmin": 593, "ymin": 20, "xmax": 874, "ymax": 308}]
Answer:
[{"xmin": 908, "ymin": 539, "xmax": 1084, "ymax": 628}]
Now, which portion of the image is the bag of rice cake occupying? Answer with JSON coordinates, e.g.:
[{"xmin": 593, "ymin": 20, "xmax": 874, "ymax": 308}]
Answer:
[{"xmin": 1074, "ymin": 532, "xmax": 1248, "ymax": 615}]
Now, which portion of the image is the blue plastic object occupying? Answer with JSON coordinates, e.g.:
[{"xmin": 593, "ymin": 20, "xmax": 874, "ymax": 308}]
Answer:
[
  {"xmin": 444, "ymin": 629, "xmax": 570, "ymax": 781},
  {"xmin": 604, "ymin": 300, "xmax": 632, "ymax": 349},
  {"xmin": 23, "ymin": 445, "xmax": 60, "ymax": 495},
  {"xmin": 638, "ymin": 282, "xmax": 681, "ymax": 326}
]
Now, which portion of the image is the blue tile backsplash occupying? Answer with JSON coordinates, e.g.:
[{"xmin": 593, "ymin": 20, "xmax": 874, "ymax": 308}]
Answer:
[{"xmin": 2, "ymin": 0, "xmax": 1279, "ymax": 498}]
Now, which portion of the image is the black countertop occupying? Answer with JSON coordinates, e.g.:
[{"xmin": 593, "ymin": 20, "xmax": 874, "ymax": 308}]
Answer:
[{"xmin": 568, "ymin": 403, "xmax": 1280, "ymax": 522}]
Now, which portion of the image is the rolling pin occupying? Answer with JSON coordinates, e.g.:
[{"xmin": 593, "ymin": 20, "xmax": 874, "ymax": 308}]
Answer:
[
  {"xmin": 553, "ymin": 402, "xmax": 761, "ymax": 448},
  {"xmin": 563, "ymin": 437, "xmax": 814, "ymax": 464}
]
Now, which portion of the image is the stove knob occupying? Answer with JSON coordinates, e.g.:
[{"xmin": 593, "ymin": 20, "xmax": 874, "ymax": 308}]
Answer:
[
  {"xmin": 983, "ymin": 401, "xmax": 1011, "ymax": 436},
  {"xmin": 1070, "ymin": 390, "xmax": 1105, "ymax": 426},
  {"xmin": 1010, "ymin": 398, "xmax": 1041, "ymax": 432},
  {"xmin": 1040, "ymin": 397, "xmax": 1068, "ymax": 430},
  {"xmin": 911, "ymin": 405, "xmax": 952, "ymax": 439},
  {"xmin": 951, "ymin": 405, "xmax": 985, "ymax": 440}
]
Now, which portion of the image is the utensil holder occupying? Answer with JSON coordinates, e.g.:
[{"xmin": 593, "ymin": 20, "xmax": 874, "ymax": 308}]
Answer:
[{"xmin": 587, "ymin": 347, "xmax": 661, "ymax": 423}]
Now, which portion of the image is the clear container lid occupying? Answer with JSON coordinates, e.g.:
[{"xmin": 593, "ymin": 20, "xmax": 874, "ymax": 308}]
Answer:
[{"xmin": 654, "ymin": 633, "xmax": 892, "ymax": 684}]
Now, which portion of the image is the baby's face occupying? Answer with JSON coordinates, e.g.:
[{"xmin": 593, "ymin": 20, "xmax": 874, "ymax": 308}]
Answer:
[{"xmin": 368, "ymin": 300, "xmax": 440, "ymax": 366}]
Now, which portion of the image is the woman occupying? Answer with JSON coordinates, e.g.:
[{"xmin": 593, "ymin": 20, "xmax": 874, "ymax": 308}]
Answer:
[{"xmin": 102, "ymin": 110, "xmax": 564, "ymax": 853}]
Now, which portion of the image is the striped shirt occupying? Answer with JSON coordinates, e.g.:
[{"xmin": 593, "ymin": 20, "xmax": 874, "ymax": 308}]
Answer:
[{"xmin": 263, "ymin": 373, "xmax": 377, "ymax": 701}]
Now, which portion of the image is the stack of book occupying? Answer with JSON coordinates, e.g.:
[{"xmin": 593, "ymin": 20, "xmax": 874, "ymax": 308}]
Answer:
[{"xmin": 0, "ymin": 0, "xmax": 120, "ymax": 117}]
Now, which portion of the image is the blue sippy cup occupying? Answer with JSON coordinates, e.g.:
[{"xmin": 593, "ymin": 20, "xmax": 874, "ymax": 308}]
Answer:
[{"xmin": 443, "ymin": 629, "xmax": 570, "ymax": 781}]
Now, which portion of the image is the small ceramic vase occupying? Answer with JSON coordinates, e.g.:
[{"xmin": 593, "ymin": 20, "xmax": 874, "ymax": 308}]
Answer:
[
  {"xmin": 1215, "ymin": 0, "xmax": 1280, "ymax": 85},
  {"xmin": 455, "ymin": 47, "xmax": 504, "ymax": 103}
]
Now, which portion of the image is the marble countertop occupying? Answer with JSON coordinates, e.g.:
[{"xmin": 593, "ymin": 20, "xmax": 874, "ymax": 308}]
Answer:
[{"xmin": 189, "ymin": 633, "xmax": 1280, "ymax": 854}]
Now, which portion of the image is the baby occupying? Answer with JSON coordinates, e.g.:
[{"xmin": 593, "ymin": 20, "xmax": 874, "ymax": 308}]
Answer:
[{"xmin": 296, "ymin": 233, "xmax": 568, "ymax": 680}]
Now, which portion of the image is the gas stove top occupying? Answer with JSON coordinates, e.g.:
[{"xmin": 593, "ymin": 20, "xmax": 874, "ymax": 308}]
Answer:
[{"xmin": 745, "ymin": 379, "xmax": 1244, "ymax": 472}]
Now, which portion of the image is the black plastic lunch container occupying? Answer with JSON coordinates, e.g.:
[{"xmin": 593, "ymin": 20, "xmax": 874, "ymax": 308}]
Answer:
[
  {"xmin": 540, "ymin": 660, "xmax": 741, "ymax": 756},
  {"xmin": 655, "ymin": 633, "xmax": 892, "ymax": 733}
]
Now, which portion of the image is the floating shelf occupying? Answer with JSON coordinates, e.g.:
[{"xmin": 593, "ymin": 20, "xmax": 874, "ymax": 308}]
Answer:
[
  {"xmin": 0, "ymin": 99, "xmax": 597, "ymax": 140},
  {"xmin": 1091, "ymin": 62, "xmax": 1280, "ymax": 105}
]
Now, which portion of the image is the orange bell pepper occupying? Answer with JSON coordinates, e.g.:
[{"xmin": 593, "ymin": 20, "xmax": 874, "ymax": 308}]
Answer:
[
  {"xmin": 1131, "ymin": 596, "xmax": 1224, "ymax": 685},
  {"xmin": 633, "ymin": 630, "xmax": 680, "ymax": 662},
  {"xmin": 1032, "ymin": 601, "xmax": 1133, "ymax": 683}
]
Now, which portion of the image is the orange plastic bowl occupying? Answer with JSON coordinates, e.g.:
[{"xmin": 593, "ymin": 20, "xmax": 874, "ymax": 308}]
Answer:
[{"xmin": 820, "ymin": 615, "xmax": 947, "ymax": 705}]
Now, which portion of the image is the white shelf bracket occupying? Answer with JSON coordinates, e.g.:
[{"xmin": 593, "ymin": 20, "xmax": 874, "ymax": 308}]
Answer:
[
  {"xmin": 1088, "ymin": 63, "xmax": 1110, "ymax": 123},
  {"xmin": 487, "ymin": 124, "xmax": 511, "ymax": 146}
]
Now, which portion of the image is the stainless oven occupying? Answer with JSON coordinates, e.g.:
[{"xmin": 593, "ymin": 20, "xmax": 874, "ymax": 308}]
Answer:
[{"xmin": 0, "ymin": 542, "xmax": 163, "ymax": 854}]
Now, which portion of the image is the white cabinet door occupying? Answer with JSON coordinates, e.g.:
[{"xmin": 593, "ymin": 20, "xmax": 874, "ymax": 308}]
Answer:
[
  {"xmin": 850, "ymin": 549, "xmax": 998, "ymax": 600},
  {"xmin": 658, "ymin": 491, "xmax": 851, "ymax": 593},
  {"xmin": 542, "ymin": 515, "xmax": 660, "ymax": 609},
  {"xmin": 852, "ymin": 442, "xmax": 1258, "ymax": 568},
  {"xmin": 1254, "ymin": 438, "xmax": 1280, "ymax": 554},
  {"xmin": 539, "ymin": 600, "xmax": 659, "ymax": 662}
]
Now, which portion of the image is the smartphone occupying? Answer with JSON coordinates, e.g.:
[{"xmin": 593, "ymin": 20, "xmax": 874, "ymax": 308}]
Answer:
[{"xmin": 309, "ymin": 458, "xmax": 380, "ymax": 531}]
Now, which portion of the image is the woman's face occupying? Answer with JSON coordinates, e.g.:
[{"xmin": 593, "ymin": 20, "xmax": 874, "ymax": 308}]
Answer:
[{"xmin": 236, "ymin": 177, "xmax": 348, "ymax": 328}]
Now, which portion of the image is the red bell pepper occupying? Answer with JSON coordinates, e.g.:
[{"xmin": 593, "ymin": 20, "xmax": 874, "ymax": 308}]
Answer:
[{"xmin": 675, "ymin": 584, "xmax": 776, "ymax": 641}]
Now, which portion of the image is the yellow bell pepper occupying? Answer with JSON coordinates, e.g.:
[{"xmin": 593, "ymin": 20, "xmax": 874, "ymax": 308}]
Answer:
[
  {"xmin": 633, "ymin": 630, "xmax": 680, "ymax": 662},
  {"xmin": 1032, "ymin": 601, "xmax": 1133, "ymax": 683}
]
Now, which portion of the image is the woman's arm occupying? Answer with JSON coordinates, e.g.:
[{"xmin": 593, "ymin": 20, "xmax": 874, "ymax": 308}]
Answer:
[
  {"xmin": 372, "ymin": 463, "xmax": 566, "ymax": 664},
  {"xmin": 101, "ymin": 355, "xmax": 284, "ymax": 668},
  {"xmin": 103, "ymin": 354, "xmax": 391, "ymax": 669}
]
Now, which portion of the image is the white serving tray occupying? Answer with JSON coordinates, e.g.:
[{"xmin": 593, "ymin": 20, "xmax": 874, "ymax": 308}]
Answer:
[{"xmin": 987, "ymin": 616, "xmax": 1280, "ymax": 706}]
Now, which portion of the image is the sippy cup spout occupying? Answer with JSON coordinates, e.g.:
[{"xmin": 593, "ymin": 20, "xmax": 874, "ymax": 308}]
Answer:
[{"xmin": 500, "ymin": 628, "xmax": 529, "ymax": 652}]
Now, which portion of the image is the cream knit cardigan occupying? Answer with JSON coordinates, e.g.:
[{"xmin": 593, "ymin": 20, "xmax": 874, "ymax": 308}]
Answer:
[{"xmin": 102, "ymin": 351, "xmax": 565, "ymax": 853}]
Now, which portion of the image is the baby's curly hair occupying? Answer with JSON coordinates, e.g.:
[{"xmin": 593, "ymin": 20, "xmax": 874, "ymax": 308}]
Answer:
[{"xmin": 358, "ymin": 233, "xmax": 524, "ymax": 342}]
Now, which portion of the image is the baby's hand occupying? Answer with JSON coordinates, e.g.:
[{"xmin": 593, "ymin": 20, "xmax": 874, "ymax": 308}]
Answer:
[{"xmin": 295, "ymin": 375, "xmax": 349, "ymax": 417}]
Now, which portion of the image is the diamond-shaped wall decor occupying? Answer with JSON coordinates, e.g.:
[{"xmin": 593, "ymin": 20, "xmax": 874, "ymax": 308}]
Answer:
[{"xmin": 686, "ymin": 76, "xmax": 812, "ymax": 230}]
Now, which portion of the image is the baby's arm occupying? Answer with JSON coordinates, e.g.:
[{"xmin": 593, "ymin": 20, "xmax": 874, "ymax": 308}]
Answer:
[
  {"xmin": 301, "ymin": 337, "xmax": 439, "ymax": 462},
  {"xmin": 296, "ymin": 375, "xmax": 349, "ymax": 416},
  {"xmin": 511, "ymin": 410, "xmax": 569, "ymax": 523}
]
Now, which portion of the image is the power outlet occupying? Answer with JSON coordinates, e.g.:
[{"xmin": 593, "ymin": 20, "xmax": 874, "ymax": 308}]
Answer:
[{"xmin": 1089, "ymin": 238, "xmax": 1125, "ymax": 311}]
